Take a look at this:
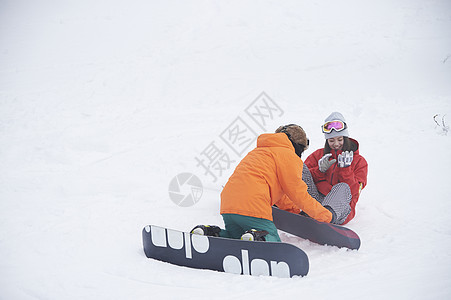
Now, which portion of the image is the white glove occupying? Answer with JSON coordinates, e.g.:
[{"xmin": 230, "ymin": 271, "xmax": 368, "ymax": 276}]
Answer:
[
  {"xmin": 318, "ymin": 153, "xmax": 336, "ymax": 173},
  {"xmin": 338, "ymin": 151, "xmax": 353, "ymax": 168}
]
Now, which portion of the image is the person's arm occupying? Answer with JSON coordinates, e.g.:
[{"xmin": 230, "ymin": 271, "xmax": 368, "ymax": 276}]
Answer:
[
  {"xmin": 274, "ymin": 194, "xmax": 301, "ymax": 214},
  {"xmin": 276, "ymin": 151, "xmax": 333, "ymax": 223}
]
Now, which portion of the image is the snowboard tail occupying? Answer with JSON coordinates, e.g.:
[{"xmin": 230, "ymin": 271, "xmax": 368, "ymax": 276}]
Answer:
[
  {"xmin": 272, "ymin": 207, "xmax": 361, "ymax": 250},
  {"xmin": 142, "ymin": 225, "xmax": 309, "ymax": 278}
]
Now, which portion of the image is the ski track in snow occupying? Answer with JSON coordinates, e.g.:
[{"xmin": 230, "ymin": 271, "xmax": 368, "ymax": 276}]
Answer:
[{"xmin": 1, "ymin": 0, "xmax": 451, "ymax": 299}]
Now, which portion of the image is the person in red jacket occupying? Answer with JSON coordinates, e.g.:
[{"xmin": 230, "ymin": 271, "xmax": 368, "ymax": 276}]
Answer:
[{"xmin": 304, "ymin": 112, "xmax": 368, "ymax": 224}]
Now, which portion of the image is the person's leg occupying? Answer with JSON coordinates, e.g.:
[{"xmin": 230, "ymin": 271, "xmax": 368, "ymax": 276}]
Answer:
[
  {"xmin": 222, "ymin": 213, "xmax": 281, "ymax": 242},
  {"xmin": 220, "ymin": 214, "xmax": 244, "ymax": 239},
  {"xmin": 245, "ymin": 218, "xmax": 280, "ymax": 242},
  {"xmin": 302, "ymin": 163, "xmax": 325, "ymax": 203},
  {"xmin": 321, "ymin": 182, "xmax": 352, "ymax": 224}
]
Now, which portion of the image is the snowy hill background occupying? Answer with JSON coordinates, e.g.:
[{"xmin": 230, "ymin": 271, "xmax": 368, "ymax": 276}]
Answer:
[{"xmin": 1, "ymin": 0, "xmax": 451, "ymax": 299}]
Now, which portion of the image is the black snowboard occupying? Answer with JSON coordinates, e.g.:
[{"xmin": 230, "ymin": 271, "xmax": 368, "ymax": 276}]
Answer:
[
  {"xmin": 272, "ymin": 207, "xmax": 361, "ymax": 250},
  {"xmin": 142, "ymin": 225, "xmax": 309, "ymax": 278}
]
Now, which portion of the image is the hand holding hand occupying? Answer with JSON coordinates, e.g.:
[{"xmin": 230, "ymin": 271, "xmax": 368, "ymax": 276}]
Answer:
[
  {"xmin": 338, "ymin": 151, "xmax": 353, "ymax": 168},
  {"xmin": 318, "ymin": 153, "xmax": 336, "ymax": 173}
]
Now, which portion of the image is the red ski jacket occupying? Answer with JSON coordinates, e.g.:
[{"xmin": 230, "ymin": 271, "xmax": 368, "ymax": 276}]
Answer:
[{"xmin": 305, "ymin": 138, "xmax": 368, "ymax": 224}]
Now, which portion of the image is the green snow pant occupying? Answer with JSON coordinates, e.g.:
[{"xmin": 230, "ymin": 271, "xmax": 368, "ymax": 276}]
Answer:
[{"xmin": 219, "ymin": 213, "xmax": 281, "ymax": 242}]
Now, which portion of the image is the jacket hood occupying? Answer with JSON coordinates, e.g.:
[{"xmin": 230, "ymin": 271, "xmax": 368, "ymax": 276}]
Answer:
[
  {"xmin": 257, "ymin": 133, "xmax": 294, "ymax": 150},
  {"xmin": 351, "ymin": 138, "xmax": 360, "ymax": 152}
]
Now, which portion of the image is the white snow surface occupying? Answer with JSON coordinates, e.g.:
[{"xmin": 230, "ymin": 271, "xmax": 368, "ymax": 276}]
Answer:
[{"xmin": 1, "ymin": 0, "xmax": 451, "ymax": 299}]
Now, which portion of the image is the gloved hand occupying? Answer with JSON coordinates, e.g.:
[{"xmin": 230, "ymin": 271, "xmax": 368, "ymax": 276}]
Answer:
[
  {"xmin": 338, "ymin": 151, "xmax": 353, "ymax": 168},
  {"xmin": 318, "ymin": 153, "xmax": 336, "ymax": 173},
  {"xmin": 324, "ymin": 205, "xmax": 337, "ymax": 224}
]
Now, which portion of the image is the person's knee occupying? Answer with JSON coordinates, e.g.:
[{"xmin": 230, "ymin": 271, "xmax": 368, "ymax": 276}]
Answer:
[{"xmin": 334, "ymin": 182, "xmax": 350, "ymax": 193}]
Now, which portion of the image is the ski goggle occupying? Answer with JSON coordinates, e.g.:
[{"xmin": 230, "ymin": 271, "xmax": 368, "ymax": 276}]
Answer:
[{"xmin": 322, "ymin": 120, "xmax": 346, "ymax": 133}]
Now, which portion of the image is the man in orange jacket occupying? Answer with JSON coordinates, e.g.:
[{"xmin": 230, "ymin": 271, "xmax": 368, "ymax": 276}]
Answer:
[{"xmin": 192, "ymin": 124, "xmax": 335, "ymax": 242}]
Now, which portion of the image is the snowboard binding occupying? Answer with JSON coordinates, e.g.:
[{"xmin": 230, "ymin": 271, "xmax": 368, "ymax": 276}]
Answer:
[
  {"xmin": 240, "ymin": 229, "xmax": 269, "ymax": 241},
  {"xmin": 190, "ymin": 225, "xmax": 221, "ymax": 237}
]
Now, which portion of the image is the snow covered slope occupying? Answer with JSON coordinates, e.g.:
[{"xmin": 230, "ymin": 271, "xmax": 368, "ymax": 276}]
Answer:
[{"xmin": 1, "ymin": 0, "xmax": 450, "ymax": 299}]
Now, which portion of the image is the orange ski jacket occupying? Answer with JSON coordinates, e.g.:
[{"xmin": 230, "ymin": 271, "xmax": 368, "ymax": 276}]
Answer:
[{"xmin": 220, "ymin": 133, "xmax": 332, "ymax": 223}]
